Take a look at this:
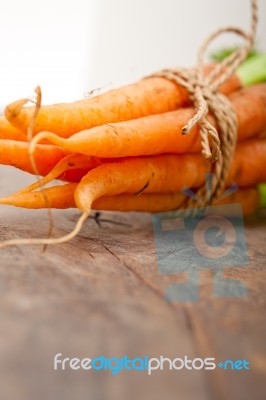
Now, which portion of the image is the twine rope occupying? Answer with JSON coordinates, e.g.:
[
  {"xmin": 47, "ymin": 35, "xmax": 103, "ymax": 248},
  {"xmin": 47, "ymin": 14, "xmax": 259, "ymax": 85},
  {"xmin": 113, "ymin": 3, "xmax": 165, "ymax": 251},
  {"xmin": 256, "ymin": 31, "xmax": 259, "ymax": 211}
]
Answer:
[{"xmin": 150, "ymin": 0, "xmax": 258, "ymax": 207}]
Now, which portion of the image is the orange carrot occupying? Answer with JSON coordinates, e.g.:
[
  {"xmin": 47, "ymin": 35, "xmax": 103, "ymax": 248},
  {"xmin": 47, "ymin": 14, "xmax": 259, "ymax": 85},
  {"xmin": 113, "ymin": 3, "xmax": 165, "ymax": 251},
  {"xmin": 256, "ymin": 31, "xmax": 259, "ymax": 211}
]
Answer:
[
  {"xmin": 31, "ymin": 84, "xmax": 266, "ymax": 158},
  {"xmin": 94, "ymin": 188, "xmax": 259, "ymax": 216},
  {"xmin": 6, "ymin": 137, "xmax": 262, "ymax": 208},
  {"xmin": 0, "ymin": 183, "xmax": 258, "ymax": 216},
  {"xmin": 0, "ymin": 116, "xmax": 27, "ymax": 141},
  {"xmin": 226, "ymin": 139, "xmax": 266, "ymax": 186},
  {"xmin": 74, "ymin": 138, "xmax": 266, "ymax": 212},
  {"xmin": 2, "ymin": 137, "xmax": 265, "ymax": 207},
  {"xmin": 0, "ymin": 139, "xmax": 122, "ymax": 182},
  {"xmin": 13, "ymin": 154, "xmax": 101, "ymax": 195},
  {"xmin": 0, "ymin": 139, "xmax": 69, "ymax": 176},
  {"xmin": 0, "ymin": 183, "xmax": 77, "ymax": 209},
  {"xmin": 4, "ymin": 66, "xmax": 241, "ymax": 138}
]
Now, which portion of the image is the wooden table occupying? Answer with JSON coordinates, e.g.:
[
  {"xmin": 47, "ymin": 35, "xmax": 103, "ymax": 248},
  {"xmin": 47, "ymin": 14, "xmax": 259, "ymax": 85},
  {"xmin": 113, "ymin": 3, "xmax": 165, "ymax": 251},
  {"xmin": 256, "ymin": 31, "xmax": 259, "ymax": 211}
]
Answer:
[{"xmin": 0, "ymin": 166, "xmax": 265, "ymax": 400}]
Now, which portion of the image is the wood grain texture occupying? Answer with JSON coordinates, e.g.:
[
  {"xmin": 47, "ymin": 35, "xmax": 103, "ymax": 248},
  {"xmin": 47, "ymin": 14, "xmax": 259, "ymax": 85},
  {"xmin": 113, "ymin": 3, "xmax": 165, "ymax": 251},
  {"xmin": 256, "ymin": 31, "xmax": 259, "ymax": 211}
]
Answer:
[{"xmin": 0, "ymin": 166, "xmax": 265, "ymax": 400}]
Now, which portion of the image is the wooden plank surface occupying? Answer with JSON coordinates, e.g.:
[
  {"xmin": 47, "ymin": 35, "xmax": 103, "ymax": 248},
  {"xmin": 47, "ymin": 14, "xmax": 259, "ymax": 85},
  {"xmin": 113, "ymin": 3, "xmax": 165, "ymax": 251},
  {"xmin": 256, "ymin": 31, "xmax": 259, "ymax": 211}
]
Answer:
[{"xmin": 0, "ymin": 166, "xmax": 265, "ymax": 400}]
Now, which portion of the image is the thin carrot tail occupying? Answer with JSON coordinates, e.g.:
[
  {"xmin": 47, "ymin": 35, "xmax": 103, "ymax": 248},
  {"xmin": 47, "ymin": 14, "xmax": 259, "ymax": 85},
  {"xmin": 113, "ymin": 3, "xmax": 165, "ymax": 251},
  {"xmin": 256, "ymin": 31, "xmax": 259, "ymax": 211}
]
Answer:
[
  {"xmin": 29, "ymin": 131, "xmax": 67, "ymax": 154},
  {"xmin": 0, "ymin": 211, "xmax": 89, "ymax": 249},
  {"xmin": 5, "ymin": 98, "xmax": 28, "ymax": 122},
  {"xmin": 0, "ymin": 183, "xmax": 77, "ymax": 209},
  {"xmin": 13, "ymin": 154, "xmax": 93, "ymax": 196}
]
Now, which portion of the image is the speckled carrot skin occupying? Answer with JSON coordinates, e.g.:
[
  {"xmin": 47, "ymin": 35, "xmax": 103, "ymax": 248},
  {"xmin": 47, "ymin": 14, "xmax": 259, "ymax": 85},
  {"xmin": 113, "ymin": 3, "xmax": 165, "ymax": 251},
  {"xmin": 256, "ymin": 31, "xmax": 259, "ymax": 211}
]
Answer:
[
  {"xmin": 4, "ymin": 66, "xmax": 241, "ymax": 138},
  {"xmin": 74, "ymin": 138, "xmax": 266, "ymax": 211},
  {"xmin": 32, "ymin": 84, "xmax": 266, "ymax": 158}
]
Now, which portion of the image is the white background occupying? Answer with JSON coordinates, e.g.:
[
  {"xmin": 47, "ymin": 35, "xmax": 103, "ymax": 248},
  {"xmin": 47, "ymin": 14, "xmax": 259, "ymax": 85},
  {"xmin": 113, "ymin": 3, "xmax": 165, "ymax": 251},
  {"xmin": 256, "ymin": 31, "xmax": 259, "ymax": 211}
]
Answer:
[{"xmin": 0, "ymin": 0, "xmax": 266, "ymax": 106}]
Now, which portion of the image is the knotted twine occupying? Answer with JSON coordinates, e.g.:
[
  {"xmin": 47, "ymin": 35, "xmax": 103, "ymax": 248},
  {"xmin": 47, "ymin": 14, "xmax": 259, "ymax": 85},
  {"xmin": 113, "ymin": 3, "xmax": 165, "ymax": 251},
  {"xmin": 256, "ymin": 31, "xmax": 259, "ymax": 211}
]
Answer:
[{"xmin": 150, "ymin": 0, "xmax": 258, "ymax": 208}]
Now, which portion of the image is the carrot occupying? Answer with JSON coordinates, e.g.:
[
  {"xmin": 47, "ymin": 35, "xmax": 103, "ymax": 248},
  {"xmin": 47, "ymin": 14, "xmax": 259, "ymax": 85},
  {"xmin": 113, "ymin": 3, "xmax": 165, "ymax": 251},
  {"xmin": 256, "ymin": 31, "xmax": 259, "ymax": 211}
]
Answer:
[
  {"xmin": 2, "ymin": 137, "xmax": 265, "ymax": 208},
  {"xmin": 226, "ymin": 138, "xmax": 266, "ymax": 186},
  {"xmin": 74, "ymin": 138, "xmax": 266, "ymax": 212},
  {"xmin": 0, "ymin": 139, "xmax": 96, "ymax": 181},
  {"xmin": 0, "ymin": 138, "xmax": 263, "ymax": 248},
  {"xmin": 94, "ymin": 188, "xmax": 259, "ymax": 216},
  {"xmin": 258, "ymin": 130, "xmax": 266, "ymax": 139},
  {"xmin": 0, "ymin": 183, "xmax": 77, "ymax": 209},
  {"xmin": 0, "ymin": 183, "xmax": 259, "ymax": 216},
  {"xmin": 60, "ymin": 168, "xmax": 93, "ymax": 183},
  {"xmin": 6, "ymin": 137, "xmax": 263, "ymax": 209},
  {"xmin": 4, "ymin": 66, "xmax": 241, "ymax": 138},
  {"xmin": 12, "ymin": 154, "xmax": 101, "ymax": 195},
  {"xmin": 0, "ymin": 139, "xmax": 123, "ymax": 183},
  {"xmin": 0, "ymin": 139, "xmax": 69, "ymax": 176},
  {"xmin": 0, "ymin": 116, "xmax": 27, "ymax": 141},
  {"xmin": 30, "ymin": 84, "xmax": 266, "ymax": 158}
]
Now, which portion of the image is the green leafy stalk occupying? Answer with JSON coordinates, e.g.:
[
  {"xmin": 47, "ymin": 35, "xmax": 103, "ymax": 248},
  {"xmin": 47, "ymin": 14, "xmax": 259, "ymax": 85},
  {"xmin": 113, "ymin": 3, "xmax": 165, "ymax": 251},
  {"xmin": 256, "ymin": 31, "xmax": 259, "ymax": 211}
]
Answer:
[
  {"xmin": 259, "ymin": 185, "xmax": 266, "ymax": 208},
  {"xmin": 237, "ymin": 54, "xmax": 266, "ymax": 86},
  {"xmin": 210, "ymin": 47, "xmax": 266, "ymax": 86},
  {"xmin": 210, "ymin": 47, "xmax": 259, "ymax": 62}
]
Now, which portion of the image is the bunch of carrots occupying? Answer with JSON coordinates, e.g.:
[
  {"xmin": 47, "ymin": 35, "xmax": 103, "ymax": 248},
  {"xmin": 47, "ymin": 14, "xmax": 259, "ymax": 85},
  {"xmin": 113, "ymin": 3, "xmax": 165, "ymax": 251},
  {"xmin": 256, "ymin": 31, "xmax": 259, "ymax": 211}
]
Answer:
[{"xmin": 0, "ymin": 52, "xmax": 266, "ymax": 245}]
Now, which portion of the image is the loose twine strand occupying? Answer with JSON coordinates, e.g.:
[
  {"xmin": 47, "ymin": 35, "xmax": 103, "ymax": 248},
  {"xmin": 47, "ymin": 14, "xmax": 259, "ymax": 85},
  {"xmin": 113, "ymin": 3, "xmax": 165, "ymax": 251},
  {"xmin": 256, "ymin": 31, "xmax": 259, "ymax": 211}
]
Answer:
[{"xmin": 150, "ymin": 0, "xmax": 258, "ymax": 209}]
